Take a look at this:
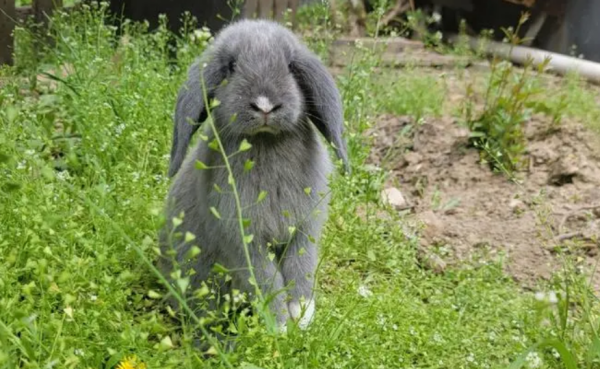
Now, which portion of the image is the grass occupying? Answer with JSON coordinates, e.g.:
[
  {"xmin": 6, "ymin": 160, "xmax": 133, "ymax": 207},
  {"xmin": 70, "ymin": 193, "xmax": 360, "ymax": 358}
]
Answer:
[{"xmin": 1, "ymin": 3, "xmax": 600, "ymax": 369}]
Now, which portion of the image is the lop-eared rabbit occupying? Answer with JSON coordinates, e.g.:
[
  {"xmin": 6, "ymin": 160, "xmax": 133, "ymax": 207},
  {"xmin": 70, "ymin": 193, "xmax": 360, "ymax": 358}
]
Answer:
[{"xmin": 158, "ymin": 19, "xmax": 349, "ymax": 337}]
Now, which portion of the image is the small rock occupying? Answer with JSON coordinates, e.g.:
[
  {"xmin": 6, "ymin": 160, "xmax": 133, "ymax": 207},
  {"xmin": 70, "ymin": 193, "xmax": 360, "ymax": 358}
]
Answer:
[
  {"xmin": 418, "ymin": 210, "xmax": 446, "ymax": 243},
  {"xmin": 509, "ymin": 198, "xmax": 525, "ymax": 213},
  {"xmin": 381, "ymin": 187, "xmax": 408, "ymax": 210},
  {"xmin": 548, "ymin": 156, "xmax": 579, "ymax": 186},
  {"xmin": 404, "ymin": 152, "xmax": 423, "ymax": 165}
]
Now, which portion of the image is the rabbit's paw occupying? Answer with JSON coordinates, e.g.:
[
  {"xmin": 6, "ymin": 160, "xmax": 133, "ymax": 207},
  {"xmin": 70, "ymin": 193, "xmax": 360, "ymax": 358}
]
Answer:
[{"xmin": 288, "ymin": 299, "xmax": 315, "ymax": 330}]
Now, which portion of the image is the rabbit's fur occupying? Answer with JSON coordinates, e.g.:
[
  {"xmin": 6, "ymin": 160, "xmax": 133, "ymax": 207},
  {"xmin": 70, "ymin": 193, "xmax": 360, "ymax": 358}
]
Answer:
[{"xmin": 158, "ymin": 19, "xmax": 349, "ymax": 335}]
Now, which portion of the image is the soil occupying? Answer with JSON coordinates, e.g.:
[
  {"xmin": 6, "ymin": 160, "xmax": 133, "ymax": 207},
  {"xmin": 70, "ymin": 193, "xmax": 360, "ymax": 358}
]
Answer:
[
  {"xmin": 365, "ymin": 111, "xmax": 600, "ymax": 292},
  {"xmin": 330, "ymin": 38, "xmax": 600, "ymax": 293}
]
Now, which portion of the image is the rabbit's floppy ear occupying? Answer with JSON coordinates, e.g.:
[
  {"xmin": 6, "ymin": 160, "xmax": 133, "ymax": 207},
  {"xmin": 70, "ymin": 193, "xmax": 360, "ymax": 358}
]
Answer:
[
  {"xmin": 168, "ymin": 53, "xmax": 224, "ymax": 178},
  {"xmin": 292, "ymin": 48, "xmax": 350, "ymax": 174}
]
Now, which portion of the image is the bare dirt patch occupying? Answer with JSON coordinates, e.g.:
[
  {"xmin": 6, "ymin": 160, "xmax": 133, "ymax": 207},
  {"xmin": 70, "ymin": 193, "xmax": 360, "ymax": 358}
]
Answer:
[{"xmin": 366, "ymin": 112, "xmax": 600, "ymax": 292}]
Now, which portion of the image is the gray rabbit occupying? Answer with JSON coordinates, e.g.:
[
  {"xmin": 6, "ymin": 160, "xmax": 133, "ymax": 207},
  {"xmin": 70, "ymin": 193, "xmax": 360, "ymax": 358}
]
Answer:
[{"xmin": 157, "ymin": 19, "xmax": 349, "ymax": 337}]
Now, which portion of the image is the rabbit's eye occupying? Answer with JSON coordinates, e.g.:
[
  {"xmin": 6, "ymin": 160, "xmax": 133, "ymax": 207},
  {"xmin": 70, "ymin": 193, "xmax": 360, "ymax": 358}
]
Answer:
[{"xmin": 228, "ymin": 60, "xmax": 236, "ymax": 73}]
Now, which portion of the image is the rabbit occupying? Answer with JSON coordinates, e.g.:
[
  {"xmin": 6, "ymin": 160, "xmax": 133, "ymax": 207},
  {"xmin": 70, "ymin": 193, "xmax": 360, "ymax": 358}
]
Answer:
[{"xmin": 157, "ymin": 18, "xmax": 349, "ymax": 338}]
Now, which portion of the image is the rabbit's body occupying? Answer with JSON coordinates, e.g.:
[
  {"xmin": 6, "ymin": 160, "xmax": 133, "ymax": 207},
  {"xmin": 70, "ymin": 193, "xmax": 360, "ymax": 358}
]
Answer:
[
  {"xmin": 158, "ymin": 19, "xmax": 348, "ymax": 336},
  {"xmin": 164, "ymin": 122, "xmax": 332, "ymax": 324}
]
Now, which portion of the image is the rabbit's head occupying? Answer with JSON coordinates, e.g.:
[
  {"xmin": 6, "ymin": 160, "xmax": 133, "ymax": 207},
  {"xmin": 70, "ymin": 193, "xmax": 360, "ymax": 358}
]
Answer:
[
  {"xmin": 168, "ymin": 19, "xmax": 349, "ymax": 177},
  {"xmin": 210, "ymin": 26, "xmax": 303, "ymax": 137}
]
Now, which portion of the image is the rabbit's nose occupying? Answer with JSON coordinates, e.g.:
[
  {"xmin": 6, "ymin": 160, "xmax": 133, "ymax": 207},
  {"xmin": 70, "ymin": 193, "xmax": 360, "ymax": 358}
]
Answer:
[{"xmin": 251, "ymin": 96, "xmax": 282, "ymax": 115}]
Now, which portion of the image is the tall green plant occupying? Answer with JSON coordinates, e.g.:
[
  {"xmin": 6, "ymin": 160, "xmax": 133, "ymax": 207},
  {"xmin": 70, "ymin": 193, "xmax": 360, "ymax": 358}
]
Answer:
[{"xmin": 461, "ymin": 13, "xmax": 553, "ymax": 177}]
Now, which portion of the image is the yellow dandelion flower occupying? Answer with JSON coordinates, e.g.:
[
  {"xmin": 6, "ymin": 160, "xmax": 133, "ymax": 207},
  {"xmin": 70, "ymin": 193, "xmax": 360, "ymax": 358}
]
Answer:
[{"xmin": 116, "ymin": 355, "xmax": 147, "ymax": 369}]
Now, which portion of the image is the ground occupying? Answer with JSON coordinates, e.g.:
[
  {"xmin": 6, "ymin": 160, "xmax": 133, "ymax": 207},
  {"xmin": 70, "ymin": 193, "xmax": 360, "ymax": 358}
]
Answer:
[
  {"xmin": 330, "ymin": 38, "xmax": 600, "ymax": 295},
  {"xmin": 1, "ymin": 4, "xmax": 600, "ymax": 369}
]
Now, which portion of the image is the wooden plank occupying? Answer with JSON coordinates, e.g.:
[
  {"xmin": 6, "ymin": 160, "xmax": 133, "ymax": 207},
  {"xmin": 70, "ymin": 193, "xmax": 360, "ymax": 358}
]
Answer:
[
  {"xmin": 33, "ymin": 0, "xmax": 63, "ymax": 26},
  {"xmin": 16, "ymin": 3, "xmax": 76, "ymax": 20},
  {"xmin": 502, "ymin": 0, "xmax": 537, "ymax": 7},
  {"xmin": 0, "ymin": 0, "xmax": 16, "ymax": 66}
]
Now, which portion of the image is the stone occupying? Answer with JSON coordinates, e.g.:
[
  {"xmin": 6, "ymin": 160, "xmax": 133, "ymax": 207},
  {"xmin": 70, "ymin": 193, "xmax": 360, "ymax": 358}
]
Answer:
[{"xmin": 381, "ymin": 187, "xmax": 408, "ymax": 210}]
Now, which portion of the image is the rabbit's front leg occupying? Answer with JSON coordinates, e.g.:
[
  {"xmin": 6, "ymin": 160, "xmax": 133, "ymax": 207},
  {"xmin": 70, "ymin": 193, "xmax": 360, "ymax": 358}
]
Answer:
[
  {"xmin": 279, "ymin": 233, "xmax": 318, "ymax": 330},
  {"xmin": 233, "ymin": 246, "xmax": 290, "ymax": 331}
]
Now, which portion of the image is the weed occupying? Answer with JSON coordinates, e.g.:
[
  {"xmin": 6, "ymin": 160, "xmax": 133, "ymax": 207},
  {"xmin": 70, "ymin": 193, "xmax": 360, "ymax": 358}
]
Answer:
[{"xmin": 461, "ymin": 13, "xmax": 558, "ymax": 176}]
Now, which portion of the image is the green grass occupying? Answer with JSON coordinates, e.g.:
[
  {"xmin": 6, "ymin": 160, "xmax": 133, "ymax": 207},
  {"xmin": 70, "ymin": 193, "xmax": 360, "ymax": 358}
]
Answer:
[{"xmin": 1, "ymin": 4, "xmax": 600, "ymax": 369}]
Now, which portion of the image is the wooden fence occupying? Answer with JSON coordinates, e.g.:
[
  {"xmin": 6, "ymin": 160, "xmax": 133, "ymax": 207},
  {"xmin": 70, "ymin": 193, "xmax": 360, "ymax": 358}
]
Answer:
[{"xmin": 0, "ymin": 0, "xmax": 304, "ymax": 67}]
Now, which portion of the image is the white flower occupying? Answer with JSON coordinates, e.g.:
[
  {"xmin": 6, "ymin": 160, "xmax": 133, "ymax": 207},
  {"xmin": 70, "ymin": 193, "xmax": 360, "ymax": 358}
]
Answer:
[
  {"xmin": 132, "ymin": 172, "xmax": 140, "ymax": 182},
  {"xmin": 115, "ymin": 123, "xmax": 126, "ymax": 136},
  {"xmin": 525, "ymin": 351, "xmax": 543, "ymax": 369},
  {"xmin": 74, "ymin": 349, "xmax": 84, "ymax": 356},
  {"xmin": 56, "ymin": 170, "xmax": 71, "ymax": 181},
  {"xmin": 90, "ymin": 295, "xmax": 97, "ymax": 302},
  {"xmin": 357, "ymin": 285, "xmax": 372, "ymax": 298},
  {"xmin": 467, "ymin": 353, "xmax": 475, "ymax": 363},
  {"xmin": 534, "ymin": 290, "xmax": 559, "ymax": 304}
]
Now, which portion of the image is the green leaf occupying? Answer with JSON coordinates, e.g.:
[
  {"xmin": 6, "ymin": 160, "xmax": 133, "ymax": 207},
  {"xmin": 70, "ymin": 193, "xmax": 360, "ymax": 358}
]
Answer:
[
  {"xmin": 209, "ymin": 207, "xmax": 221, "ymax": 220},
  {"xmin": 194, "ymin": 284, "xmax": 210, "ymax": 298},
  {"xmin": 508, "ymin": 339, "xmax": 578, "ymax": 369},
  {"xmin": 195, "ymin": 160, "xmax": 209, "ymax": 170},
  {"xmin": 288, "ymin": 226, "xmax": 296, "ymax": 236},
  {"xmin": 2, "ymin": 182, "xmax": 21, "ymax": 192},
  {"xmin": 159, "ymin": 335, "xmax": 174, "ymax": 350},
  {"xmin": 212, "ymin": 263, "xmax": 230, "ymax": 274},
  {"xmin": 148, "ymin": 290, "xmax": 162, "ymax": 299},
  {"xmin": 585, "ymin": 336, "xmax": 600, "ymax": 366},
  {"xmin": 6, "ymin": 106, "xmax": 18, "ymax": 124},
  {"xmin": 242, "ymin": 218, "xmax": 251, "ymax": 228},
  {"xmin": 239, "ymin": 139, "xmax": 252, "ymax": 152},
  {"xmin": 243, "ymin": 234, "xmax": 254, "ymax": 244},
  {"xmin": 244, "ymin": 159, "xmax": 255, "ymax": 172},
  {"xmin": 240, "ymin": 363, "xmax": 266, "ymax": 369},
  {"xmin": 304, "ymin": 187, "xmax": 312, "ymax": 195},
  {"xmin": 185, "ymin": 246, "xmax": 201, "ymax": 260},
  {"xmin": 177, "ymin": 277, "xmax": 189, "ymax": 293},
  {"xmin": 208, "ymin": 139, "xmax": 220, "ymax": 151},
  {"xmin": 257, "ymin": 190, "xmax": 268, "ymax": 203},
  {"xmin": 213, "ymin": 183, "xmax": 223, "ymax": 193},
  {"xmin": 172, "ymin": 217, "xmax": 183, "ymax": 228},
  {"xmin": 240, "ymin": 363, "xmax": 267, "ymax": 369},
  {"xmin": 41, "ymin": 166, "xmax": 55, "ymax": 181},
  {"xmin": 184, "ymin": 232, "xmax": 196, "ymax": 243}
]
